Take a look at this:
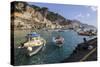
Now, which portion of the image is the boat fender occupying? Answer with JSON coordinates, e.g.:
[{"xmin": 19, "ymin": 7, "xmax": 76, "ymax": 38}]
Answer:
[{"xmin": 27, "ymin": 47, "xmax": 32, "ymax": 51}]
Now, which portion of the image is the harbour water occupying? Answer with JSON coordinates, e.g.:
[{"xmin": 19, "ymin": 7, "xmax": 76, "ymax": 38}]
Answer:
[{"xmin": 14, "ymin": 30, "xmax": 95, "ymax": 65}]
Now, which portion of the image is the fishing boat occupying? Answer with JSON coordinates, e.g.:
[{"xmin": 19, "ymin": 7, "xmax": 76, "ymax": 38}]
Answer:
[
  {"xmin": 54, "ymin": 29, "xmax": 64, "ymax": 32},
  {"xmin": 77, "ymin": 29, "xmax": 97, "ymax": 36},
  {"xmin": 58, "ymin": 29, "xmax": 65, "ymax": 32},
  {"xmin": 53, "ymin": 35, "xmax": 64, "ymax": 47},
  {"xmin": 78, "ymin": 31, "xmax": 92, "ymax": 36},
  {"xmin": 22, "ymin": 32, "xmax": 46, "ymax": 56}
]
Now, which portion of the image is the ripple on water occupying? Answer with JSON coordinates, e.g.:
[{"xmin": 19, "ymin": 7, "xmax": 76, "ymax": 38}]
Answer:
[{"xmin": 14, "ymin": 30, "xmax": 95, "ymax": 65}]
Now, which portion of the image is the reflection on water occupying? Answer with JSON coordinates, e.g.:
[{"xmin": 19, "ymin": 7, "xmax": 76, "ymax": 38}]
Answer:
[{"xmin": 14, "ymin": 30, "xmax": 94, "ymax": 65}]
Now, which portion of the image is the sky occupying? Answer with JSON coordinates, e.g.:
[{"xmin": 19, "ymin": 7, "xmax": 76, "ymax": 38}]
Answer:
[{"xmin": 28, "ymin": 2, "xmax": 97, "ymax": 27}]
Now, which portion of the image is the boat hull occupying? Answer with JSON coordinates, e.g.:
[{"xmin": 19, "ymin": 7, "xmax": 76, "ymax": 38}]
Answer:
[
  {"xmin": 52, "ymin": 37, "xmax": 64, "ymax": 47},
  {"xmin": 27, "ymin": 44, "xmax": 45, "ymax": 56}
]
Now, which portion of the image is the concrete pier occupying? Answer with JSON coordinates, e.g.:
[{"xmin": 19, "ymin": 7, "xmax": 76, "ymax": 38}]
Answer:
[{"xmin": 61, "ymin": 38, "xmax": 97, "ymax": 63}]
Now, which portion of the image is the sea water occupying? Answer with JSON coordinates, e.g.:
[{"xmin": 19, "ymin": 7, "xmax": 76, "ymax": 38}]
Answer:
[{"xmin": 14, "ymin": 30, "xmax": 95, "ymax": 65}]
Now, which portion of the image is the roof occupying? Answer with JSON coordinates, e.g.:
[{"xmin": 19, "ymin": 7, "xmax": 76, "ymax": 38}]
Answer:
[{"xmin": 27, "ymin": 32, "xmax": 40, "ymax": 37}]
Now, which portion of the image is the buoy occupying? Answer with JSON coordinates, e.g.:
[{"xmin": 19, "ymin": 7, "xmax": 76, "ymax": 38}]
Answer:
[
  {"xmin": 27, "ymin": 47, "xmax": 32, "ymax": 51},
  {"xmin": 88, "ymin": 45, "xmax": 93, "ymax": 50}
]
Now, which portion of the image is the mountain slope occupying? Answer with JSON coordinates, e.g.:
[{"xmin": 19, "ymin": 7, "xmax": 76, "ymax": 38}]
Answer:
[{"xmin": 11, "ymin": 1, "xmax": 97, "ymax": 32}]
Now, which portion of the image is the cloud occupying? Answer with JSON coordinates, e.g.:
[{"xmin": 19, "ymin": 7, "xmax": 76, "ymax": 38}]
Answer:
[
  {"xmin": 90, "ymin": 6, "xmax": 97, "ymax": 12},
  {"xmin": 74, "ymin": 13, "xmax": 91, "ymax": 20},
  {"xmin": 74, "ymin": 13, "xmax": 84, "ymax": 19},
  {"xmin": 86, "ymin": 13, "xmax": 90, "ymax": 17}
]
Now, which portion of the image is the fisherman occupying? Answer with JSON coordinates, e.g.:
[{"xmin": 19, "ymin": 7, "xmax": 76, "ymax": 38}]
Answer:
[
  {"xmin": 83, "ymin": 38, "xmax": 89, "ymax": 50},
  {"xmin": 56, "ymin": 35, "xmax": 61, "ymax": 39},
  {"xmin": 83, "ymin": 38, "xmax": 93, "ymax": 50},
  {"xmin": 83, "ymin": 38, "xmax": 87, "ymax": 44}
]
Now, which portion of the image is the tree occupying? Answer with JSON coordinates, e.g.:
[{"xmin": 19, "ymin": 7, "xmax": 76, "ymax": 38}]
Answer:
[
  {"xmin": 17, "ymin": 22, "xmax": 23, "ymax": 29},
  {"xmin": 11, "ymin": 1, "xmax": 28, "ymax": 13},
  {"xmin": 31, "ymin": 5, "xmax": 41, "ymax": 11},
  {"xmin": 41, "ymin": 7, "xmax": 48, "ymax": 18}
]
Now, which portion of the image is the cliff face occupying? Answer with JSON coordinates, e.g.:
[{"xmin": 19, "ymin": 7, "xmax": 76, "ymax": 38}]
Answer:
[
  {"xmin": 11, "ymin": 1, "xmax": 97, "ymax": 32},
  {"xmin": 11, "ymin": 1, "xmax": 56, "ymax": 30}
]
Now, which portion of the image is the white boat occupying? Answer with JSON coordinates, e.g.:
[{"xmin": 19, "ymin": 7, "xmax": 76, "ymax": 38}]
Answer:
[
  {"xmin": 53, "ymin": 35, "xmax": 64, "ymax": 47},
  {"xmin": 22, "ymin": 32, "xmax": 46, "ymax": 56},
  {"xmin": 27, "ymin": 44, "xmax": 45, "ymax": 56}
]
